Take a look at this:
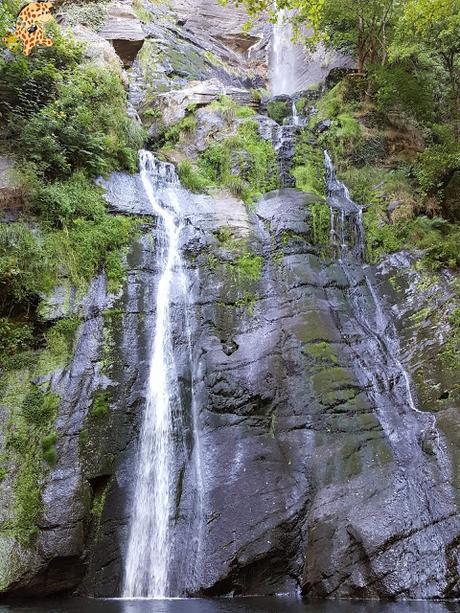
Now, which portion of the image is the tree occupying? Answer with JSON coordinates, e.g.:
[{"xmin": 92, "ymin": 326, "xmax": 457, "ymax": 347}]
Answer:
[
  {"xmin": 231, "ymin": 0, "xmax": 400, "ymax": 72},
  {"xmin": 391, "ymin": 0, "xmax": 460, "ymax": 119}
]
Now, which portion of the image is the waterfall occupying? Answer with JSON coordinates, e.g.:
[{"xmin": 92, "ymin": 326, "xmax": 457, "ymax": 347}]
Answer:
[
  {"xmin": 123, "ymin": 150, "xmax": 203, "ymax": 598},
  {"xmin": 292, "ymin": 100, "xmax": 300, "ymax": 127},
  {"xmin": 323, "ymin": 151, "xmax": 438, "ymax": 449},
  {"xmin": 270, "ymin": 10, "xmax": 299, "ymax": 96}
]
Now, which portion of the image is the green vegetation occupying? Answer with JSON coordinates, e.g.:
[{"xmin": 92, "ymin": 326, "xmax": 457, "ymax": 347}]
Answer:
[
  {"xmin": 3, "ymin": 385, "xmax": 61, "ymax": 544},
  {"xmin": 177, "ymin": 119, "xmax": 278, "ymax": 204},
  {"xmin": 291, "ymin": 131, "xmax": 326, "ymax": 198},
  {"xmin": 59, "ymin": 0, "xmax": 111, "ymax": 31},
  {"xmin": 310, "ymin": 203, "xmax": 331, "ymax": 248},
  {"xmin": 209, "ymin": 95, "xmax": 256, "ymax": 124},
  {"xmin": 0, "ymin": 22, "xmax": 142, "ymax": 314},
  {"xmin": 162, "ymin": 114, "xmax": 198, "ymax": 148},
  {"xmin": 0, "ymin": 8, "xmax": 145, "ymax": 548},
  {"xmin": 90, "ymin": 390, "xmax": 111, "ymax": 419},
  {"xmin": 229, "ymin": 252, "xmax": 263, "ymax": 283},
  {"xmin": 232, "ymin": 0, "xmax": 460, "ymax": 275},
  {"xmin": 267, "ymin": 100, "xmax": 290, "ymax": 124}
]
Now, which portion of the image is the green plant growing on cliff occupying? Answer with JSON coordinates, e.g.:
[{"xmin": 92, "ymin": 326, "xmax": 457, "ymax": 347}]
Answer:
[
  {"xmin": 291, "ymin": 130, "xmax": 326, "ymax": 197},
  {"xmin": 60, "ymin": 0, "xmax": 111, "ymax": 31},
  {"xmin": 231, "ymin": 252, "xmax": 263, "ymax": 283},
  {"xmin": 267, "ymin": 100, "xmax": 290, "ymax": 124},
  {"xmin": 310, "ymin": 203, "xmax": 331, "ymax": 247},
  {"xmin": 4, "ymin": 386, "xmax": 61, "ymax": 544},
  {"xmin": 0, "ymin": 223, "xmax": 53, "ymax": 310},
  {"xmin": 10, "ymin": 65, "xmax": 143, "ymax": 178},
  {"xmin": 197, "ymin": 120, "xmax": 278, "ymax": 204},
  {"xmin": 0, "ymin": 318, "xmax": 34, "ymax": 363},
  {"xmin": 177, "ymin": 160, "xmax": 211, "ymax": 193},
  {"xmin": 90, "ymin": 390, "xmax": 111, "ymax": 419},
  {"xmin": 209, "ymin": 95, "xmax": 255, "ymax": 124},
  {"xmin": 162, "ymin": 114, "xmax": 198, "ymax": 147}
]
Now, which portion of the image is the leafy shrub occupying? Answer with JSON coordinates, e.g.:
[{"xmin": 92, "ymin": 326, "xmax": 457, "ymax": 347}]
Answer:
[
  {"xmin": 12, "ymin": 65, "xmax": 143, "ymax": 178},
  {"xmin": 0, "ymin": 223, "xmax": 53, "ymax": 308},
  {"xmin": 370, "ymin": 64, "xmax": 435, "ymax": 121},
  {"xmin": 177, "ymin": 160, "xmax": 211, "ymax": 193},
  {"xmin": 45, "ymin": 215, "xmax": 135, "ymax": 287},
  {"xmin": 29, "ymin": 172, "xmax": 106, "ymax": 226},
  {"xmin": 196, "ymin": 120, "xmax": 278, "ymax": 204},
  {"xmin": 21, "ymin": 388, "xmax": 59, "ymax": 427},
  {"xmin": 0, "ymin": 318, "xmax": 33, "ymax": 360},
  {"xmin": 408, "ymin": 216, "xmax": 460, "ymax": 269},
  {"xmin": 267, "ymin": 100, "xmax": 290, "ymax": 124}
]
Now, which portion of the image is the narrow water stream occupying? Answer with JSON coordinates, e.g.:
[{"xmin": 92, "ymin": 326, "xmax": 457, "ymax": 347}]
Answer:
[{"xmin": 324, "ymin": 151, "xmax": 438, "ymax": 454}]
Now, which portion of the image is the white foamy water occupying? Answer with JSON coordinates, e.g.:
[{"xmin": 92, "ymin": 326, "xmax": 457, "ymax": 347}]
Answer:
[{"xmin": 123, "ymin": 151, "xmax": 202, "ymax": 598}]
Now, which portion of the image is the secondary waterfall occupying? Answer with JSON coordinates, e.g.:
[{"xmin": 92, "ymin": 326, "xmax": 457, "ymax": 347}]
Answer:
[
  {"xmin": 123, "ymin": 150, "xmax": 203, "ymax": 598},
  {"xmin": 324, "ymin": 151, "xmax": 438, "ymax": 447}
]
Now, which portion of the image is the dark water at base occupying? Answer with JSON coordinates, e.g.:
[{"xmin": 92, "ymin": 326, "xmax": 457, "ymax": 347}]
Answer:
[{"xmin": 0, "ymin": 598, "xmax": 458, "ymax": 613}]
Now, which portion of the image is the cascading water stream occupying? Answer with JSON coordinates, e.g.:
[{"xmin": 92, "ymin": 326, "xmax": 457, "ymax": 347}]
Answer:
[
  {"xmin": 323, "ymin": 151, "xmax": 439, "ymax": 450},
  {"xmin": 123, "ymin": 150, "xmax": 203, "ymax": 598}
]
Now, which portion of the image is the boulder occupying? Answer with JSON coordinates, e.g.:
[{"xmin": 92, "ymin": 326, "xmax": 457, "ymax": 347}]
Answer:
[
  {"xmin": 315, "ymin": 118, "xmax": 332, "ymax": 133},
  {"xmin": 99, "ymin": 2, "xmax": 145, "ymax": 67},
  {"xmin": 157, "ymin": 78, "xmax": 253, "ymax": 126},
  {"xmin": 72, "ymin": 25, "xmax": 124, "ymax": 78}
]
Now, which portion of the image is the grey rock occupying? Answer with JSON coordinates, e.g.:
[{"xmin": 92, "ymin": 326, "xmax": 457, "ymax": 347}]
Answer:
[
  {"xmin": 315, "ymin": 118, "xmax": 332, "ymax": 133},
  {"xmin": 99, "ymin": 2, "xmax": 145, "ymax": 67}
]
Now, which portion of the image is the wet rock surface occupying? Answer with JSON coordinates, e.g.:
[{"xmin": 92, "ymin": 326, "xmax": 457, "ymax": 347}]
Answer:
[
  {"xmin": 0, "ymin": 0, "xmax": 458, "ymax": 602},
  {"xmin": 78, "ymin": 184, "xmax": 458, "ymax": 599}
]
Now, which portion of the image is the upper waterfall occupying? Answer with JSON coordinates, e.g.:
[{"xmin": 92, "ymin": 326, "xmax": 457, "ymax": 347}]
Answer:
[{"xmin": 270, "ymin": 10, "xmax": 300, "ymax": 96}]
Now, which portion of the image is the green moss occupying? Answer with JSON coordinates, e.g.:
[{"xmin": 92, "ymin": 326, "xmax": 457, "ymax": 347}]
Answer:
[
  {"xmin": 272, "ymin": 250, "xmax": 284, "ymax": 267},
  {"xmin": 0, "ymin": 318, "xmax": 33, "ymax": 366},
  {"xmin": 230, "ymin": 252, "xmax": 263, "ymax": 283},
  {"xmin": 235, "ymin": 292, "xmax": 258, "ymax": 316},
  {"xmin": 363, "ymin": 204, "xmax": 405, "ymax": 263},
  {"xmin": 304, "ymin": 341, "xmax": 339, "ymax": 365},
  {"xmin": 132, "ymin": 0, "xmax": 152, "ymax": 23},
  {"xmin": 90, "ymin": 390, "xmax": 111, "ymax": 419},
  {"xmin": 280, "ymin": 230, "xmax": 306, "ymax": 245},
  {"xmin": 195, "ymin": 120, "xmax": 278, "ymax": 205},
  {"xmin": 91, "ymin": 486, "xmax": 108, "ymax": 520},
  {"xmin": 409, "ymin": 306, "xmax": 432, "ymax": 325},
  {"xmin": 41, "ymin": 432, "xmax": 58, "ymax": 465},
  {"xmin": 2, "ymin": 384, "xmax": 61, "ymax": 545},
  {"xmin": 79, "ymin": 428, "xmax": 89, "ymax": 448},
  {"xmin": 21, "ymin": 389, "xmax": 59, "ymax": 427},
  {"xmin": 291, "ymin": 130, "xmax": 325, "ymax": 198},
  {"xmin": 60, "ymin": 0, "xmax": 110, "ymax": 31},
  {"xmin": 267, "ymin": 100, "xmax": 290, "ymax": 124},
  {"xmin": 309, "ymin": 203, "xmax": 331, "ymax": 248}
]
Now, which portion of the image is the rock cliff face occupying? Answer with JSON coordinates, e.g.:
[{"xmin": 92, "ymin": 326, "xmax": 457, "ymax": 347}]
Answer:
[{"xmin": 0, "ymin": 0, "xmax": 458, "ymax": 602}]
